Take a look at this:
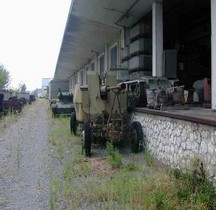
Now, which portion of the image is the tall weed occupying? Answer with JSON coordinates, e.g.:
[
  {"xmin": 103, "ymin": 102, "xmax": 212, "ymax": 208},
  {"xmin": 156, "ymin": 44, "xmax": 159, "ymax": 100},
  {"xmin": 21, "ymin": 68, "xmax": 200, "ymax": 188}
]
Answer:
[
  {"xmin": 106, "ymin": 142, "xmax": 123, "ymax": 169},
  {"xmin": 49, "ymin": 116, "xmax": 216, "ymax": 210}
]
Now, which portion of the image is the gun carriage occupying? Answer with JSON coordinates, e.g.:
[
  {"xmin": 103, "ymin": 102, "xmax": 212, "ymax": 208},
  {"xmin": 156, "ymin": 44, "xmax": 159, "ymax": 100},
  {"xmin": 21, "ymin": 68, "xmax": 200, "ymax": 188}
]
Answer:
[{"xmin": 71, "ymin": 71, "xmax": 144, "ymax": 156}]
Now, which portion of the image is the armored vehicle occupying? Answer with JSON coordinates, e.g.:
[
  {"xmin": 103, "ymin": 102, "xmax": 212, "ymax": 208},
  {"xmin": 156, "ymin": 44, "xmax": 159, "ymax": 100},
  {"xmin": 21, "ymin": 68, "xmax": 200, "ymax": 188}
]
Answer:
[{"xmin": 52, "ymin": 89, "xmax": 74, "ymax": 116}]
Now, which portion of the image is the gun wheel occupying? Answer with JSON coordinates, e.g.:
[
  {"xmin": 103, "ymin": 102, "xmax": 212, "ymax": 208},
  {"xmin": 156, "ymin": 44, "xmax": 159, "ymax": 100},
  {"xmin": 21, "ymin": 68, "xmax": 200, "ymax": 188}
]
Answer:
[
  {"xmin": 130, "ymin": 121, "xmax": 144, "ymax": 153},
  {"xmin": 70, "ymin": 112, "xmax": 77, "ymax": 135},
  {"xmin": 82, "ymin": 122, "xmax": 91, "ymax": 157}
]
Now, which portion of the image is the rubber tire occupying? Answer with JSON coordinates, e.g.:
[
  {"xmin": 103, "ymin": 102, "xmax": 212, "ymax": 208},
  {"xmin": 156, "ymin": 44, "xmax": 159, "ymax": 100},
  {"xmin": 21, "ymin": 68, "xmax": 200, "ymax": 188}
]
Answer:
[
  {"xmin": 83, "ymin": 122, "xmax": 91, "ymax": 157},
  {"xmin": 131, "ymin": 121, "xmax": 144, "ymax": 153},
  {"xmin": 70, "ymin": 112, "xmax": 77, "ymax": 135},
  {"xmin": 52, "ymin": 108, "xmax": 56, "ymax": 117}
]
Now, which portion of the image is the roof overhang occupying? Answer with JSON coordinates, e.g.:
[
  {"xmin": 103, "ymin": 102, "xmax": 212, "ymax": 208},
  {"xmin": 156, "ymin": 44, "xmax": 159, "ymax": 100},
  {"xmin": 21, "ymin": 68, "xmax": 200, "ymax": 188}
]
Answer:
[{"xmin": 54, "ymin": 0, "xmax": 155, "ymax": 80}]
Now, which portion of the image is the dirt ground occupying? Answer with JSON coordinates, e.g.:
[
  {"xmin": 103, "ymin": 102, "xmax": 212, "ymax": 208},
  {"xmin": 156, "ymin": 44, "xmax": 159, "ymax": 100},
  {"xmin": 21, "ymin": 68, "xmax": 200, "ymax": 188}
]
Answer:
[{"xmin": 0, "ymin": 100, "xmax": 51, "ymax": 210}]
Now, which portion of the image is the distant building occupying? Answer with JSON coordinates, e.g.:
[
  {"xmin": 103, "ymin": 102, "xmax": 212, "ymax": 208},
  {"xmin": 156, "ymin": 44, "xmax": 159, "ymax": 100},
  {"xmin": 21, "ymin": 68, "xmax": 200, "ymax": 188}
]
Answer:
[
  {"xmin": 34, "ymin": 88, "xmax": 42, "ymax": 97},
  {"xmin": 42, "ymin": 78, "xmax": 52, "ymax": 98}
]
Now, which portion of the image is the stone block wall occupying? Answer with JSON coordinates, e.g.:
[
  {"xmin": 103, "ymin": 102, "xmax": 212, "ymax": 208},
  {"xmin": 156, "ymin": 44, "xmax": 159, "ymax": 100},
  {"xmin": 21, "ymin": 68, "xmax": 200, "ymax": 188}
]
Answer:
[{"xmin": 132, "ymin": 112, "xmax": 216, "ymax": 184}]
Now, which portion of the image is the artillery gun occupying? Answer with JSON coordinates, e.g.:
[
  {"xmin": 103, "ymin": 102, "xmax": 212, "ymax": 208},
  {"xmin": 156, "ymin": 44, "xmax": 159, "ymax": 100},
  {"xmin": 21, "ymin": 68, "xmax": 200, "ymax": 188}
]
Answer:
[
  {"xmin": 71, "ymin": 71, "xmax": 144, "ymax": 156},
  {"xmin": 51, "ymin": 88, "xmax": 74, "ymax": 116}
]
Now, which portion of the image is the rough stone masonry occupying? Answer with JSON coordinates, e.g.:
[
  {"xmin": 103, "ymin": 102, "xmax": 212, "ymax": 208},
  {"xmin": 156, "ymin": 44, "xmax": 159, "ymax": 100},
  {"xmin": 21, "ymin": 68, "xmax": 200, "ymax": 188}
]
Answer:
[{"xmin": 132, "ymin": 112, "xmax": 216, "ymax": 185}]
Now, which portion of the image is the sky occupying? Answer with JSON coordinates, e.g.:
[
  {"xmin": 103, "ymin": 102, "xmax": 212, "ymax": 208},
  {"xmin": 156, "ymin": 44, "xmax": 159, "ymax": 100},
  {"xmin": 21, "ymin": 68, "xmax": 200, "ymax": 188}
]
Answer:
[{"xmin": 0, "ymin": 0, "xmax": 71, "ymax": 91}]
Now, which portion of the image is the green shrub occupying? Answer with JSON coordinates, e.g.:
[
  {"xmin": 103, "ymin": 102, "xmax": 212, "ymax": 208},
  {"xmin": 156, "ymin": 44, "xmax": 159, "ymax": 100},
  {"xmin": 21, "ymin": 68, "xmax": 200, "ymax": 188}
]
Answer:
[{"xmin": 106, "ymin": 142, "xmax": 123, "ymax": 169}]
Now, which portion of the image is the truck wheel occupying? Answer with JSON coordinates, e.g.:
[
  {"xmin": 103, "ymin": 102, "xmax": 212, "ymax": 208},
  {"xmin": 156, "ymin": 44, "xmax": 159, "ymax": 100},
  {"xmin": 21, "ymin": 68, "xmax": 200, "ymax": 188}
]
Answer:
[
  {"xmin": 82, "ymin": 122, "xmax": 91, "ymax": 157},
  {"xmin": 131, "ymin": 121, "xmax": 144, "ymax": 153},
  {"xmin": 52, "ymin": 108, "xmax": 56, "ymax": 117},
  {"xmin": 70, "ymin": 112, "xmax": 77, "ymax": 135}
]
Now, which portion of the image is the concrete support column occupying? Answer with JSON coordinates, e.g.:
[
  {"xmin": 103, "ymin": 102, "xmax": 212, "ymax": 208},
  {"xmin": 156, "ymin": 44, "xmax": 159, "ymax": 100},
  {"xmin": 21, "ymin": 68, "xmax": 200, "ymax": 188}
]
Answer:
[
  {"xmin": 118, "ymin": 33, "xmax": 122, "ymax": 66},
  {"xmin": 211, "ymin": 0, "xmax": 216, "ymax": 110},
  {"xmin": 104, "ymin": 44, "xmax": 109, "ymax": 71},
  {"xmin": 95, "ymin": 53, "xmax": 98, "ymax": 73},
  {"xmin": 69, "ymin": 77, "xmax": 72, "ymax": 93},
  {"xmin": 152, "ymin": 1, "xmax": 163, "ymax": 76}
]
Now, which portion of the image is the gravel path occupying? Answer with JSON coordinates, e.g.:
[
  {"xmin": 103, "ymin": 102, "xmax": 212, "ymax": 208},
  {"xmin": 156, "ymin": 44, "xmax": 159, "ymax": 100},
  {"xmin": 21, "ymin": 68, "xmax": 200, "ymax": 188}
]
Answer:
[{"xmin": 0, "ymin": 100, "xmax": 51, "ymax": 210}]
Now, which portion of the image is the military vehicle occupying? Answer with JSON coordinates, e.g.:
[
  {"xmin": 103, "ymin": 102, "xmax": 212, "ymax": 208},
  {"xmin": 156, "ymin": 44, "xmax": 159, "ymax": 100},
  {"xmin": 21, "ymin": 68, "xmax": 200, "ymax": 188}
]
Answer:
[
  {"xmin": 70, "ymin": 71, "xmax": 144, "ymax": 156},
  {"xmin": 52, "ymin": 89, "xmax": 74, "ymax": 116}
]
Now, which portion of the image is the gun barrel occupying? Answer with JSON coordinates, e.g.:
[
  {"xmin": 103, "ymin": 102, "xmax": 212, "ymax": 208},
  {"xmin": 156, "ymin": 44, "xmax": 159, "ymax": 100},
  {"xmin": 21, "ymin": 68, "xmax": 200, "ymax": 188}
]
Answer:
[
  {"xmin": 106, "ymin": 85, "xmax": 121, "ymax": 91},
  {"xmin": 106, "ymin": 83, "xmax": 126, "ymax": 92}
]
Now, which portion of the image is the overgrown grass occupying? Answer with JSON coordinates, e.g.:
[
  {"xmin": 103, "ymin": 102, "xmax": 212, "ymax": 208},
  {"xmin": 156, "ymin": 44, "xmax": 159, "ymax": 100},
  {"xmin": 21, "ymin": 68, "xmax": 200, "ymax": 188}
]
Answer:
[
  {"xmin": 0, "ymin": 112, "xmax": 19, "ymax": 133},
  {"xmin": 16, "ymin": 144, "xmax": 21, "ymax": 168},
  {"xmin": 106, "ymin": 142, "xmax": 123, "ymax": 169},
  {"xmin": 144, "ymin": 149, "xmax": 154, "ymax": 167},
  {"xmin": 0, "ymin": 101, "xmax": 33, "ymax": 133},
  {"xmin": 49, "ymin": 117, "xmax": 216, "ymax": 210}
]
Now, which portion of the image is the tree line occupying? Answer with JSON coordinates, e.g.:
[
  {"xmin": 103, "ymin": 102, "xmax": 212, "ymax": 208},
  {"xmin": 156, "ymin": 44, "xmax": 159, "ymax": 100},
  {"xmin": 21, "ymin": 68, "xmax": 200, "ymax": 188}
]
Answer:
[
  {"xmin": 0, "ymin": 64, "xmax": 10, "ymax": 89},
  {"xmin": 0, "ymin": 64, "xmax": 27, "ymax": 92}
]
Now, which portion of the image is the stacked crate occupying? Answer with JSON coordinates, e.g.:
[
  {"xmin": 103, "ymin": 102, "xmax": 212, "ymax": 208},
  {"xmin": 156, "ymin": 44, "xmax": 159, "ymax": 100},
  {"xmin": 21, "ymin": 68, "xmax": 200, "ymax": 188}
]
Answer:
[{"xmin": 121, "ymin": 20, "xmax": 152, "ymax": 81}]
